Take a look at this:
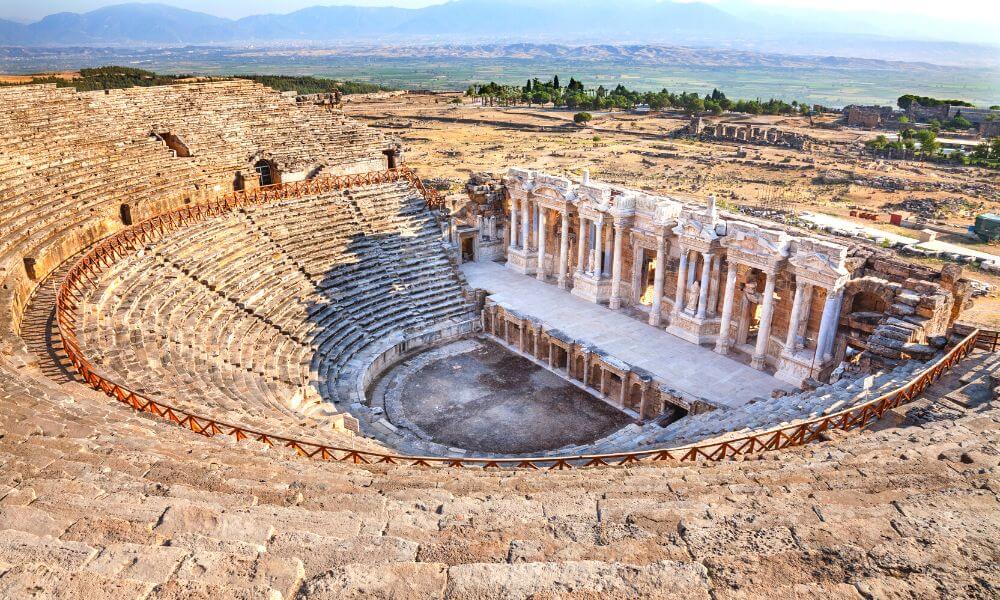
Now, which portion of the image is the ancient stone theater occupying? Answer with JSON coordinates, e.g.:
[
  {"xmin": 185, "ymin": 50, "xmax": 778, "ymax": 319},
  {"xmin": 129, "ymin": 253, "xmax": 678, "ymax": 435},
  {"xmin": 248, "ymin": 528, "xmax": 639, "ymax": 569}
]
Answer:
[{"xmin": 0, "ymin": 81, "xmax": 996, "ymax": 598}]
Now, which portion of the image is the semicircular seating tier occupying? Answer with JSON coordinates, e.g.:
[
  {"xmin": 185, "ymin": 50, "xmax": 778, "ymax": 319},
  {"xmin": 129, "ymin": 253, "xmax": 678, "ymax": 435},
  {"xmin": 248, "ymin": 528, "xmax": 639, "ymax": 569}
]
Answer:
[
  {"xmin": 0, "ymin": 80, "xmax": 397, "ymax": 361},
  {"xmin": 75, "ymin": 181, "xmax": 476, "ymax": 447}
]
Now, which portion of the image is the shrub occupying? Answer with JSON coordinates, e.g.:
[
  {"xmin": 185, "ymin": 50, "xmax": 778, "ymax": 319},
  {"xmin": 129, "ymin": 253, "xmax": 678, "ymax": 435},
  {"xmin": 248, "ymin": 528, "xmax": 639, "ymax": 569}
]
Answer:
[{"xmin": 574, "ymin": 112, "xmax": 593, "ymax": 125}]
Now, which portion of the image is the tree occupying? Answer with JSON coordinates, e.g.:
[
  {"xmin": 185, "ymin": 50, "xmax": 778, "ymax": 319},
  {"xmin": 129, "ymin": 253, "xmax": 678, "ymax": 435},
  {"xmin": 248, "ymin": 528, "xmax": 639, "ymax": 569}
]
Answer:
[
  {"xmin": 948, "ymin": 112, "xmax": 973, "ymax": 130},
  {"xmin": 990, "ymin": 105, "xmax": 1000, "ymax": 110},
  {"xmin": 574, "ymin": 112, "xmax": 593, "ymax": 125},
  {"xmin": 865, "ymin": 135, "xmax": 889, "ymax": 151},
  {"xmin": 914, "ymin": 129, "xmax": 940, "ymax": 156},
  {"xmin": 553, "ymin": 75, "xmax": 560, "ymax": 89}
]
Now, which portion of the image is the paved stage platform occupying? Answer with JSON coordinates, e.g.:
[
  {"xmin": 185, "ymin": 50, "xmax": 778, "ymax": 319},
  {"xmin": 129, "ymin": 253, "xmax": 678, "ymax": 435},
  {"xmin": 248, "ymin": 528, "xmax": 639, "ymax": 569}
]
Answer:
[{"xmin": 462, "ymin": 260, "xmax": 791, "ymax": 408}]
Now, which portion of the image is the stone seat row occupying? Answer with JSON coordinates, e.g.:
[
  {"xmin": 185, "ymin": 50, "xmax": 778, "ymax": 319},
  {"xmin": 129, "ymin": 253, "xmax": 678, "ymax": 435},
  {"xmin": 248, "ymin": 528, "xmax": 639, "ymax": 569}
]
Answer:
[
  {"xmin": 625, "ymin": 357, "xmax": 933, "ymax": 450},
  {"xmin": 0, "ymin": 341, "xmax": 995, "ymax": 597},
  {"xmin": 73, "ymin": 183, "xmax": 474, "ymax": 452}
]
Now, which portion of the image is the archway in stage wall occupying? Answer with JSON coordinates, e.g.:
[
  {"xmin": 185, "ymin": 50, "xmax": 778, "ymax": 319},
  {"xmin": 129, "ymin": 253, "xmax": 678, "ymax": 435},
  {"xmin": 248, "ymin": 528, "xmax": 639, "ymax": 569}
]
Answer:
[
  {"xmin": 637, "ymin": 248, "xmax": 657, "ymax": 306},
  {"xmin": 841, "ymin": 281, "xmax": 897, "ymax": 349},
  {"xmin": 254, "ymin": 159, "xmax": 275, "ymax": 187},
  {"xmin": 736, "ymin": 268, "xmax": 767, "ymax": 348}
]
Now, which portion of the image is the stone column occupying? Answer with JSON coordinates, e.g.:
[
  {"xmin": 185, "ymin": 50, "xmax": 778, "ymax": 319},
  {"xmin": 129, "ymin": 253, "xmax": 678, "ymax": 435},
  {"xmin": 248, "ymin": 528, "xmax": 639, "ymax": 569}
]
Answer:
[
  {"xmin": 815, "ymin": 287, "xmax": 839, "ymax": 362},
  {"xmin": 673, "ymin": 250, "xmax": 689, "ymax": 314},
  {"xmin": 816, "ymin": 287, "xmax": 845, "ymax": 362},
  {"xmin": 696, "ymin": 251, "xmax": 713, "ymax": 319},
  {"xmin": 784, "ymin": 281, "xmax": 808, "ymax": 351},
  {"xmin": 750, "ymin": 273, "xmax": 777, "ymax": 370},
  {"xmin": 509, "ymin": 198, "xmax": 519, "ymax": 249},
  {"xmin": 592, "ymin": 217, "xmax": 605, "ymax": 277},
  {"xmin": 649, "ymin": 232, "xmax": 667, "ymax": 327},
  {"xmin": 618, "ymin": 374, "xmax": 628, "ymax": 407},
  {"xmin": 536, "ymin": 208, "xmax": 547, "ymax": 280},
  {"xmin": 521, "ymin": 197, "xmax": 531, "ymax": 253},
  {"xmin": 558, "ymin": 210, "xmax": 570, "ymax": 289},
  {"xmin": 707, "ymin": 254, "xmax": 722, "ymax": 316},
  {"xmin": 714, "ymin": 264, "xmax": 739, "ymax": 354},
  {"xmin": 686, "ymin": 250, "xmax": 697, "ymax": 290},
  {"xmin": 576, "ymin": 215, "xmax": 588, "ymax": 274},
  {"xmin": 796, "ymin": 284, "xmax": 814, "ymax": 349},
  {"xmin": 609, "ymin": 223, "xmax": 626, "ymax": 309}
]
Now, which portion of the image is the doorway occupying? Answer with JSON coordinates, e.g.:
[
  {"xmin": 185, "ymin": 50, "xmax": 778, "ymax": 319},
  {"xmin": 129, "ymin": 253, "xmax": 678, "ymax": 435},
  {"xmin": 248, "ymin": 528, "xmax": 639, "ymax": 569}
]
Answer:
[
  {"xmin": 637, "ymin": 248, "xmax": 657, "ymax": 306},
  {"xmin": 255, "ymin": 160, "xmax": 274, "ymax": 186}
]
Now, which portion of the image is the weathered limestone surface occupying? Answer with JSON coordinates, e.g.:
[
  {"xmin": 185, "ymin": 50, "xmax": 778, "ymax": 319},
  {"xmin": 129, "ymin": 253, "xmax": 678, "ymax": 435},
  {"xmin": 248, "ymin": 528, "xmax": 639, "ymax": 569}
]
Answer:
[{"xmin": 0, "ymin": 348, "xmax": 997, "ymax": 598}]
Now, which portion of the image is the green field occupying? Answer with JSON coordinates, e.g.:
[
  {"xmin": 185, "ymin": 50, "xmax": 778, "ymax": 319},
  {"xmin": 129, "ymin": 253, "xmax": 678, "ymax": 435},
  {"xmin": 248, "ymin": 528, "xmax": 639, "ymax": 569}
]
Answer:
[{"xmin": 4, "ymin": 50, "xmax": 998, "ymax": 107}]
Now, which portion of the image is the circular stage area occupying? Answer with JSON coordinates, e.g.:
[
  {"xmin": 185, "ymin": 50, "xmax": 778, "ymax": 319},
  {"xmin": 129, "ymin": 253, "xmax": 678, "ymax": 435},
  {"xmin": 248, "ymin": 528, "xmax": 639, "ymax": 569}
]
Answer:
[{"xmin": 378, "ymin": 338, "xmax": 635, "ymax": 454}]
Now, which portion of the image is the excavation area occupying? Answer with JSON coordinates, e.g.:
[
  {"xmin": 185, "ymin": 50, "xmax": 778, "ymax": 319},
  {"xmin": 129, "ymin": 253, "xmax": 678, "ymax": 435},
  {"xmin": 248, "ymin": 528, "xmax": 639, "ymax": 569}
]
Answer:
[{"xmin": 378, "ymin": 338, "xmax": 634, "ymax": 454}]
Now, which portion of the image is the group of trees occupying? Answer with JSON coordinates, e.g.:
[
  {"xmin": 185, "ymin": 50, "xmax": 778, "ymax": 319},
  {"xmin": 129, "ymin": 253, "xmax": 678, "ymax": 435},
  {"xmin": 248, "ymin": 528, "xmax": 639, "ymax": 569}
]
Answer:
[
  {"xmin": 897, "ymin": 94, "xmax": 974, "ymax": 110},
  {"xmin": 866, "ymin": 128, "xmax": 942, "ymax": 157},
  {"xmin": 0, "ymin": 66, "xmax": 390, "ymax": 96},
  {"xmin": 865, "ymin": 129, "xmax": 999, "ymax": 168},
  {"xmin": 466, "ymin": 78, "xmax": 812, "ymax": 116}
]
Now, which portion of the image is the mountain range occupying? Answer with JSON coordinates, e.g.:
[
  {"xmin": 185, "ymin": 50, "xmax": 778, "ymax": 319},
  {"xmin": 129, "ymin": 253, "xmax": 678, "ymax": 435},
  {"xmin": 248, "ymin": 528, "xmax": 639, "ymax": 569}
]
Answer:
[
  {"xmin": 0, "ymin": 1, "xmax": 996, "ymax": 68},
  {"xmin": 0, "ymin": 2, "xmax": 742, "ymax": 45}
]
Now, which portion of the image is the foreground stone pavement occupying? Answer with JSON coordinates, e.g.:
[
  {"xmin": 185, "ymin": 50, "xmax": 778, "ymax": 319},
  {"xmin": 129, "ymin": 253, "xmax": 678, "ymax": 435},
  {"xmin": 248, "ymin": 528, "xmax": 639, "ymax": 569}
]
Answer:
[{"xmin": 1, "ymin": 352, "xmax": 997, "ymax": 599}]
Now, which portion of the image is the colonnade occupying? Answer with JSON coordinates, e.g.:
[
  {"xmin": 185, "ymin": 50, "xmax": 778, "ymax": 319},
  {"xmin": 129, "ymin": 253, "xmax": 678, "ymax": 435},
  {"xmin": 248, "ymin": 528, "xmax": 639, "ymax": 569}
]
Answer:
[{"xmin": 506, "ymin": 192, "xmax": 847, "ymax": 376}]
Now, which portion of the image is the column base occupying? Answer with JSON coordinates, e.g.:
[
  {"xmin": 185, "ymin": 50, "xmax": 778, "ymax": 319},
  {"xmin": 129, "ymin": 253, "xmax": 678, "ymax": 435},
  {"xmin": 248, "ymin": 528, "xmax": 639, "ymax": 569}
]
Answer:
[
  {"xmin": 506, "ymin": 248, "xmax": 537, "ymax": 275},
  {"xmin": 570, "ymin": 272, "xmax": 612, "ymax": 304},
  {"xmin": 775, "ymin": 349, "xmax": 827, "ymax": 386},
  {"xmin": 749, "ymin": 354, "xmax": 767, "ymax": 370},
  {"xmin": 609, "ymin": 297, "xmax": 621, "ymax": 310},
  {"xmin": 557, "ymin": 276, "xmax": 568, "ymax": 290},
  {"xmin": 665, "ymin": 310, "xmax": 721, "ymax": 345},
  {"xmin": 648, "ymin": 311, "xmax": 662, "ymax": 327},
  {"xmin": 713, "ymin": 339, "xmax": 731, "ymax": 355}
]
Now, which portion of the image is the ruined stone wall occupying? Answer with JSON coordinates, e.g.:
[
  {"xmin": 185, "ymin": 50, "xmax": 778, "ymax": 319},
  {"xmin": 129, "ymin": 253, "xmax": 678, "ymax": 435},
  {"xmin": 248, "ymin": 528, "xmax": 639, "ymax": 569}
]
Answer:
[{"xmin": 686, "ymin": 117, "xmax": 812, "ymax": 150}]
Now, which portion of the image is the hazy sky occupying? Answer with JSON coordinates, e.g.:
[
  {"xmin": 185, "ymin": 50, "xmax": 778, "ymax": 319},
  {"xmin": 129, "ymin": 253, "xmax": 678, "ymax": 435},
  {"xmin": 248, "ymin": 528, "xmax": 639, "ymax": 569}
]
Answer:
[{"xmin": 4, "ymin": 0, "xmax": 999, "ymax": 24}]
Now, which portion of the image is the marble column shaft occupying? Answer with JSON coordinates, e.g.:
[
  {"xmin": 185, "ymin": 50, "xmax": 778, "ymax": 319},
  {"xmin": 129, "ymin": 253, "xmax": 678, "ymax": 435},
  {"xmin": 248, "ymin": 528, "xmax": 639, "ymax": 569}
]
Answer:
[
  {"xmin": 592, "ymin": 219, "xmax": 605, "ymax": 277},
  {"xmin": 521, "ymin": 198, "xmax": 531, "ymax": 252},
  {"xmin": 674, "ymin": 250, "xmax": 689, "ymax": 313},
  {"xmin": 714, "ymin": 264, "xmax": 739, "ymax": 354},
  {"xmin": 784, "ymin": 281, "xmax": 808, "ymax": 350},
  {"xmin": 751, "ymin": 273, "xmax": 778, "ymax": 369},
  {"xmin": 576, "ymin": 215, "xmax": 588, "ymax": 274},
  {"xmin": 558, "ymin": 211, "xmax": 570, "ymax": 289},
  {"xmin": 509, "ymin": 198, "xmax": 519, "ymax": 249},
  {"xmin": 649, "ymin": 233, "xmax": 666, "ymax": 327},
  {"xmin": 696, "ymin": 252, "xmax": 713, "ymax": 319},
  {"xmin": 536, "ymin": 208, "xmax": 547, "ymax": 280},
  {"xmin": 609, "ymin": 224, "xmax": 625, "ymax": 309}
]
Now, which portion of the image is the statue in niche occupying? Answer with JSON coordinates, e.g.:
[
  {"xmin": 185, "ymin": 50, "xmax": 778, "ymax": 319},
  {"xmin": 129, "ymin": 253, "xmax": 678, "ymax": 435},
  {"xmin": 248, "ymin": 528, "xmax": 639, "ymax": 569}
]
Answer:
[
  {"xmin": 685, "ymin": 280, "xmax": 701, "ymax": 313},
  {"xmin": 743, "ymin": 280, "xmax": 761, "ymax": 304}
]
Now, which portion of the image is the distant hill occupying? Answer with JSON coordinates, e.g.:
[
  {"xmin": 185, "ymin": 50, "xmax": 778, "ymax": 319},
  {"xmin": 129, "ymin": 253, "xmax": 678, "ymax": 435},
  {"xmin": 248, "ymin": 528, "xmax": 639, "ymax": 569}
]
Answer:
[
  {"xmin": 0, "ymin": 1, "xmax": 747, "ymax": 45},
  {"xmin": 0, "ymin": 1, "xmax": 996, "ymax": 69}
]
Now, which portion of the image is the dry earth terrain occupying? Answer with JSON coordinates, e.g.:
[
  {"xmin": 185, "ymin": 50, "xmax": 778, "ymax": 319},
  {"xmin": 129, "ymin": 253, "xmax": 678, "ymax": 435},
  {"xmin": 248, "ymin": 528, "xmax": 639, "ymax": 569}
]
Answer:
[{"xmin": 345, "ymin": 92, "xmax": 1000, "ymax": 326}]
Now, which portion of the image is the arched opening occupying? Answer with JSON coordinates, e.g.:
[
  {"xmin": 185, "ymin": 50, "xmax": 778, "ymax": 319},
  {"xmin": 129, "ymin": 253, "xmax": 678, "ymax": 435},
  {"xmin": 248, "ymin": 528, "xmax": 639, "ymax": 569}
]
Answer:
[
  {"xmin": 844, "ymin": 290, "xmax": 891, "ymax": 350},
  {"xmin": 254, "ymin": 160, "xmax": 274, "ymax": 187},
  {"xmin": 119, "ymin": 203, "xmax": 132, "ymax": 226},
  {"xmin": 383, "ymin": 149, "xmax": 399, "ymax": 169},
  {"xmin": 851, "ymin": 291, "xmax": 888, "ymax": 314},
  {"xmin": 638, "ymin": 248, "xmax": 657, "ymax": 306}
]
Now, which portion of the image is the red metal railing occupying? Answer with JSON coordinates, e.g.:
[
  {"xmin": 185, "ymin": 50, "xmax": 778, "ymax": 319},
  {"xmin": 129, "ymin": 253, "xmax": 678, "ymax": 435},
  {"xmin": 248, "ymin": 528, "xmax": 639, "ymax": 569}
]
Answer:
[{"xmin": 55, "ymin": 171, "xmax": 986, "ymax": 469}]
